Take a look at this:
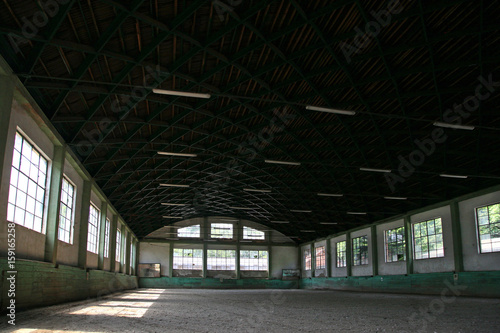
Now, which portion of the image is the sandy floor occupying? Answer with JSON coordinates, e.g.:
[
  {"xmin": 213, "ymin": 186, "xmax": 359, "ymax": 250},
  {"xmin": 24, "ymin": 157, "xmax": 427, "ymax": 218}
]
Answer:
[{"xmin": 1, "ymin": 288, "xmax": 499, "ymax": 332}]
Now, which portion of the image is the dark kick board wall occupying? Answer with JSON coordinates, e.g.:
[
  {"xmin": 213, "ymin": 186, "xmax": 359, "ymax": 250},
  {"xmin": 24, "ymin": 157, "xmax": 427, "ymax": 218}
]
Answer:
[{"xmin": 0, "ymin": 259, "xmax": 138, "ymax": 311}]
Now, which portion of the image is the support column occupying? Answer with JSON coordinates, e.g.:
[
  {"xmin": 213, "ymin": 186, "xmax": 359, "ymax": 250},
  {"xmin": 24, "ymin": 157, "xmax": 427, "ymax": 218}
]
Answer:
[
  {"xmin": 404, "ymin": 216, "xmax": 414, "ymax": 274},
  {"xmin": 169, "ymin": 242, "xmax": 174, "ymax": 277},
  {"xmin": 326, "ymin": 237, "xmax": 332, "ymax": 278},
  {"xmin": 346, "ymin": 232, "xmax": 352, "ymax": 277},
  {"xmin": 120, "ymin": 225, "xmax": 126, "ymax": 273},
  {"xmin": 310, "ymin": 243, "xmax": 315, "ymax": 278},
  {"xmin": 450, "ymin": 201, "xmax": 464, "ymax": 272},
  {"xmin": 371, "ymin": 225, "xmax": 378, "ymax": 276},
  {"xmin": 97, "ymin": 202, "xmax": 108, "ymax": 270},
  {"xmin": 267, "ymin": 231, "xmax": 272, "ymax": 279},
  {"xmin": 0, "ymin": 75, "xmax": 14, "ymax": 196},
  {"xmin": 44, "ymin": 145, "xmax": 65, "ymax": 264},
  {"xmin": 77, "ymin": 180, "xmax": 92, "ymax": 269},
  {"xmin": 236, "ymin": 220, "xmax": 241, "ymax": 279},
  {"xmin": 202, "ymin": 217, "xmax": 208, "ymax": 278},
  {"xmin": 109, "ymin": 215, "xmax": 117, "ymax": 272},
  {"xmin": 125, "ymin": 232, "xmax": 131, "ymax": 274}
]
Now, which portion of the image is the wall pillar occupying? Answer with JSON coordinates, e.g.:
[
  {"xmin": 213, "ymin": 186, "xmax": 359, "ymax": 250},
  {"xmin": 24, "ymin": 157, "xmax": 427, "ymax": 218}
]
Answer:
[
  {"xmin": 346, "ymin": 232, "xmax": 352, "ymax": 277},
  {"xmin": 43, "ymin": 145, "xmax": 65, "ymax": 264},
  {"xmin": 0, "ymin": 75, "xmax": 14, "ymax": 196},
  {"xmin": 236, "ymin": 220, "xmax": 241, "ymax": 279},
  {"xmin": 371, "ymin": 225, "xmax": 378, "ymax": 276},
  {"xmin": 125, "ymin": 232, "xmax": 131, "ymax": 274},
  {"xmin": 109, "ymin": 215, "xmax": 117, "ymax": 272},
  {"xmin": 202, "ymin": 217, "xmax": 208, "ymax": 278},
  {"xmin": 169, "ymin": 242, "xmax": 174, "ymax": 277},
  {"xmin": 97, "ymin": 202, "xmax": 108, "ymax": 270},
  {"xmin": 120, "ymin": 225, "xmax": 126, "ymax": 273},
  {"xmin": 326, "ymin": 237, "xmax": 332, "ymax": 278},
  {"xmin": 450, "ymin": 201, "xmax": 464, "ymax": 272},
  {"xmin": 310, "ymin": 243, "xmax": 315, "ymax": 277},
  {"xmin": 77, "ymin": 180, "xmax": 91, "ymax": 269},
  {"xmin": 404, "ymin": 216, "xmax": 414, "ymax": 274},
  {"xmin": 267, "ymin": 231, "xmax": 272, "ymax": 279}
]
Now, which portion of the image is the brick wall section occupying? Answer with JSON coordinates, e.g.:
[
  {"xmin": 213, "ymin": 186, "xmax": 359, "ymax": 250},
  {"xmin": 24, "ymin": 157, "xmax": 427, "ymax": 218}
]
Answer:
[{"xmin": 0, "ymin": 258, "xmax": 138, "ymax": 311}]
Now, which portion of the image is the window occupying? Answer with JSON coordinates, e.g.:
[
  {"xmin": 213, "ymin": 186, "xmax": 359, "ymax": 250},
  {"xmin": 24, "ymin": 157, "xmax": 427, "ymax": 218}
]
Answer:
[
  {"xmin": 87, "ymin": 203, "xmax": 100, "ymax": 253},
  {"xmin": 58, "ymin": 177, "xmax": 75, "ymax": 243},
  {"xmin": 315, "ymin": 246, "xmax": 326, "ymax": 269},
  {"xmin": 207, "ymin": 250, "xmax": 236, "ymax": 270},
  {"xmin": 240, "ymin": 250, "xmax": 268, "ymax": 271},
  {"xmin": 385, "ymin": 226, "xmax": 406, "ymax": 262},
  {"xmin": 413, "ymin": 218, "xmax": 444, "ymax": 259},
  {"xmin": 336, "ymin": 241, "xmax": 347, "ymax": 268},
  {"xmin": 173, "ymin": 249, "xmax": 203, "ymax": 270},
  {"xmin": 352, "ymin": 236, "xmax": 368, "ymax": 266},
  {"xmin": 130, "ymin": 244, "xmax": 136, "ymax": 270},
  {"xmin": 211, "ymin": 223, "xmax": 233, "ymax": 239},
  {"xmin": 103, "ymin": 218, "xmax": 110, "ymax": 257},
  {"xmin": 116, "ymin": 229, "xmax": 122, "ymax": 261},
  {"xmin": 243, "ymin": 226, "xmax": 265, "ymax": 240},
  {"xmin": 304, "ymin": 249, "xmax": 312, "ymax": 270},
  {"xmin": 7, "ymin": 132, "xmax": 48, "ymax": 233},
  {"xmin": 476, "ymin": 203, "xmax": 500, "ymax": 253},
  {"xmin": 178, "ymin": 225, "xmax": 200, "ymax": 238}
]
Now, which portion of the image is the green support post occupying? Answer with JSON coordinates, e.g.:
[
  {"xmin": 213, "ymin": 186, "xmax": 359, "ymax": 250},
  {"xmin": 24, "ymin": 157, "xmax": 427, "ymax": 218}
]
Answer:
[
  {"xmin": 267, "ymin": 231, "xmax": 272, "ymax": 279},
  {"xmin": 0, "ymin": 75, "xmax": 14, "ymax": 196},
  {"xmin": 311, "ymin": 244, "xmax": 315, "ymax": 278},
  {"xmin": 169, "ymin": 242, "xmax": 174, "ymax": 277},
  {"xmin": 371, "ymin": 225, "xmax": 378, "ymax": 276},
  {"xmin": 125, "ymin": 232, "xmax": 131, "ymax": 275},
  {"xmin": 97, "ymin": 202, "xmax": 108, "ymax": 270},
  {"xmin": 450, "ymin": 201, "xmax": 464, "ymax": 272},
  {"xmin": 44, "ymin": 145, "xmax": 65, "ymax": 265},
  {"xmin": 236, "ymin": 221, "xmax": 241, "ymax": 279},
  {"xmin": 77, "ymin": 180, "xmax": 92, "ymax": 269},
  {"xmin": 120, "ymin": 225, "xmax": 126, "ymax": 273},
  {"xmin": 326, "ymin": 238, "xmax": 332, "ymax": 278},
  {"xmin": 109, "ymin": 215, "xmax": 117, "ymax": 272},
  {"xmin": 346, "ymin": 233, "xmax": 352, "ymax": 277},
  {"xmin": 202, "ymin": 217, "xmax": 208, "ymax": 278},
  {"xmin": 404, "ymin": 216, "xmax": 414, "ymax": 274}
]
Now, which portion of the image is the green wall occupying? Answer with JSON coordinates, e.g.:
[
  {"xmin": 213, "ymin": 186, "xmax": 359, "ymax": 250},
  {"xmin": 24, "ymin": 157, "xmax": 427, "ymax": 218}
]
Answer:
[
  {"xmin": 140, "ymin": 277, "xmax": 299, "ymax": 289},
  {"xmin": 1, "ymin": 258, "xmax": 138, "ymax": 311},
  {"xmin": 300, "ymin": 271, "xmax": 500, "ymax": 298}
]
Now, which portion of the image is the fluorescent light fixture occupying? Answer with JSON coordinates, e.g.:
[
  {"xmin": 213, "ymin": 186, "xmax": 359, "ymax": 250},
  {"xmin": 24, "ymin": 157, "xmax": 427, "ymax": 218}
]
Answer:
[
  {"xmin": 290, "ymin": 209, "xmax": 312, "ymax": 213},
  {"xmin": 320, "ymin": 222, "xmax": 338, "ymax": 225},
  {"xmin": 306, "ymin": 105, "xmax": 356, "ymax": 116},
  {"xmin": 163, "ymin": 216, "xmax": 182, "ymax": 219},
  {"xmin": 433, "ymin": 121, "xmax": 475, "ymax": 131},
  {"xmin": 243, "ymin": 188, "xmax": 272, "ymax": 193},
  {"xmin": 300, "ymin": 230, "xmax": 315, "ymax": 233},
  {"xmin": 161, "ymin": 203, "xmax": 187, "ymax": 206},
  {"xmin": 229, "ymin": 206, "xmax": 253, "ymax": 210},
  {"xmin": 271, "ymin": 221, "xmax": 290, "ymax": 224},
  {"xmin": 152, "ymin": 88, "xmax": 211, "ymax": 99},
  {"xmin": 264, "ymin": 159, "xmax": 301, "ymax": 166},
  {"xmin": 440, "ymin": 174, "xmax": 469, "ymax": 179},
  {"xmin": 347, "ymin": 212, "xmax": 367, "ymax": 215},
  {"xmin": 384, "ymin": 196, "xmax": 407, "ymax": 200},
  {"xmin": 359, "ymin": 167, "xmax": 391, "ymax": 173},
  {"xmin": 160, "ymin": 183, "xmax": 190, "ymax": 188},
  {"xmin": 317, "ymin": 193, "xmax": 343, "ymax": 197},
  {"xmin": 157, "ymin": 151, "xmax": 197, "ymax": 157}
]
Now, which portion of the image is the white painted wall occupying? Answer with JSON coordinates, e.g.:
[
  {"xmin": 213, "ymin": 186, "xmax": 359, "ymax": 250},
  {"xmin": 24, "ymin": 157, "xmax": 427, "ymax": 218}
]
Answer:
[
  {"xmin": 351, "ymin": 228, "xmax": 373, "ymax": 276},
  {"xmin": 139, "ymin": 242, "xmax": 170, "ymax": 276},
  {"xmin": 459, "ymin": 191, "xmax": 500, "ymax": 271},
  {"xmin": 271, "ymin": 246, "xmax": 298, "ymax": 279},
  {"xmin": 377, "ymin": 219, "xmax": 407, "ymax": 276},
  {"xmin": 330, "ymin": 235, "xmax": 347, "ymax": 277},
  {"xmin": 411, "ymin": 205, "xmax": 455, "ymax": 274}
]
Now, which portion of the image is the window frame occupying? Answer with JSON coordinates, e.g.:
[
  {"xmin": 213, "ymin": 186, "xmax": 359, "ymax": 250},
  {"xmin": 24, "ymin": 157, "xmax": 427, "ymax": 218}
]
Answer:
[
  {"xmin": 304, "ymin": 248, "xmax": 312, "ymax": 271},
  {"xmin": 239, "ymin": 250, "xmax": 268, "ymax": 271},
  {"xmin": 58, "ymin": 175, "xmax": 76, "ymax": 244},
  {"xmin": 116, "ymin": 228, "xmax": 122, "ymax": 262},
  {"xmin": 210, "ymin": 223, "xmax": 233, "ymax": 239},
  {"xmin": 7, "ymin": 130, "xmax": 50, "ymax": 233},
  {"xmin": 172, "ymin": 248, "xmax": 203, "ymax": 270},
  {"xmin": 242, "ymin": 226, "xmax": 265, "ymax": 240},
  {"xmin": 352, "ymin": 235, "xmax": 369, "ymax": 266},
  {"xmin": 177, "ymin": 224, "xmax": 201, "ymax": 238},
  {"xmin": 207, "ymin": 249, "xmax": 236, "ymax": 270},
  {"xmin": 475, "ymin": 202, "xmax": 500, "ymax": 254},
  {"xmin": 315, "ymin": 246, "xmax": 326, "ymax": 269},
  {"xmin": 384, "ymin": 226, "xmax": 406, "ymax": 263},
  {"xmin": 336, "ymin": 241, "xmax": 347, "ymax": 268},
  {"xmin": 103, "ymin": 218, "xmax": 111, "ymax": 258},
  {"xmin": 412, "ymin": 217, "xmax": 444, "ymax": 260}
]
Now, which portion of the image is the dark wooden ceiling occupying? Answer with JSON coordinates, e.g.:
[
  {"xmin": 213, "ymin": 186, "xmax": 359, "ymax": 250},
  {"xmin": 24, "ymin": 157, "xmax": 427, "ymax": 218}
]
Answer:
[{"xmin": 1, "ymin": 0, "xmax": 499, "ymax": 242}]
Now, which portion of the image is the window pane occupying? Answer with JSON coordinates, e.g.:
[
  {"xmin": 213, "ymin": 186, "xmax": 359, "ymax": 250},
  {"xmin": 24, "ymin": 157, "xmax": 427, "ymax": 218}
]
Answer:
[
  {"xmin": 413, "ymin": 218, "xmax": 444, "ymax": 259},
  {"xmin": 476, "ymin": 203, "xmax": 500, "ymax": 253}
]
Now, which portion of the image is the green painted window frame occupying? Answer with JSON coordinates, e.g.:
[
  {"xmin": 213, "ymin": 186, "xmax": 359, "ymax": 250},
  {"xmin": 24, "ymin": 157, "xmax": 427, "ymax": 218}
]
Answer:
[
  {"xmin": 352, "ymin": 236, "xmax": 369, "ymax": 266},
  {"xmin": 315, "ymin": 246, "xmax": 326, "ymax": 269},
  {"xmin": 413, "ymin": 218, "xmax": 444, "ymax": 260},
  {"xmin": 58, "ymin": 176, "xmax": 76, "ymax": 244},
  {"xmin": 476, "ymin": 203, "xmax": 500, "ymax": 253},
  {"xmin": 336, "ymin": 241, "xmax": 347, "ymax": 268},
  {"xmin": 173, "ymin": 248, "xmax": 203, "ymax": 270},
  {"xmin": 304, "ymin": 248, "xmax": 312, "ymax": 270},
  {"xmin": 384, "ymin": 226, "xmax": 406, "ymax": 262}
]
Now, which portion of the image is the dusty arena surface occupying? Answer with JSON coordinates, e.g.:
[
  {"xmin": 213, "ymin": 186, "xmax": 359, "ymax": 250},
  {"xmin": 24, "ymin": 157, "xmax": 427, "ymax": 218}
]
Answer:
[{"xmin": 1, "ymin": 288, "xmax": 499, "ymax": 332}]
